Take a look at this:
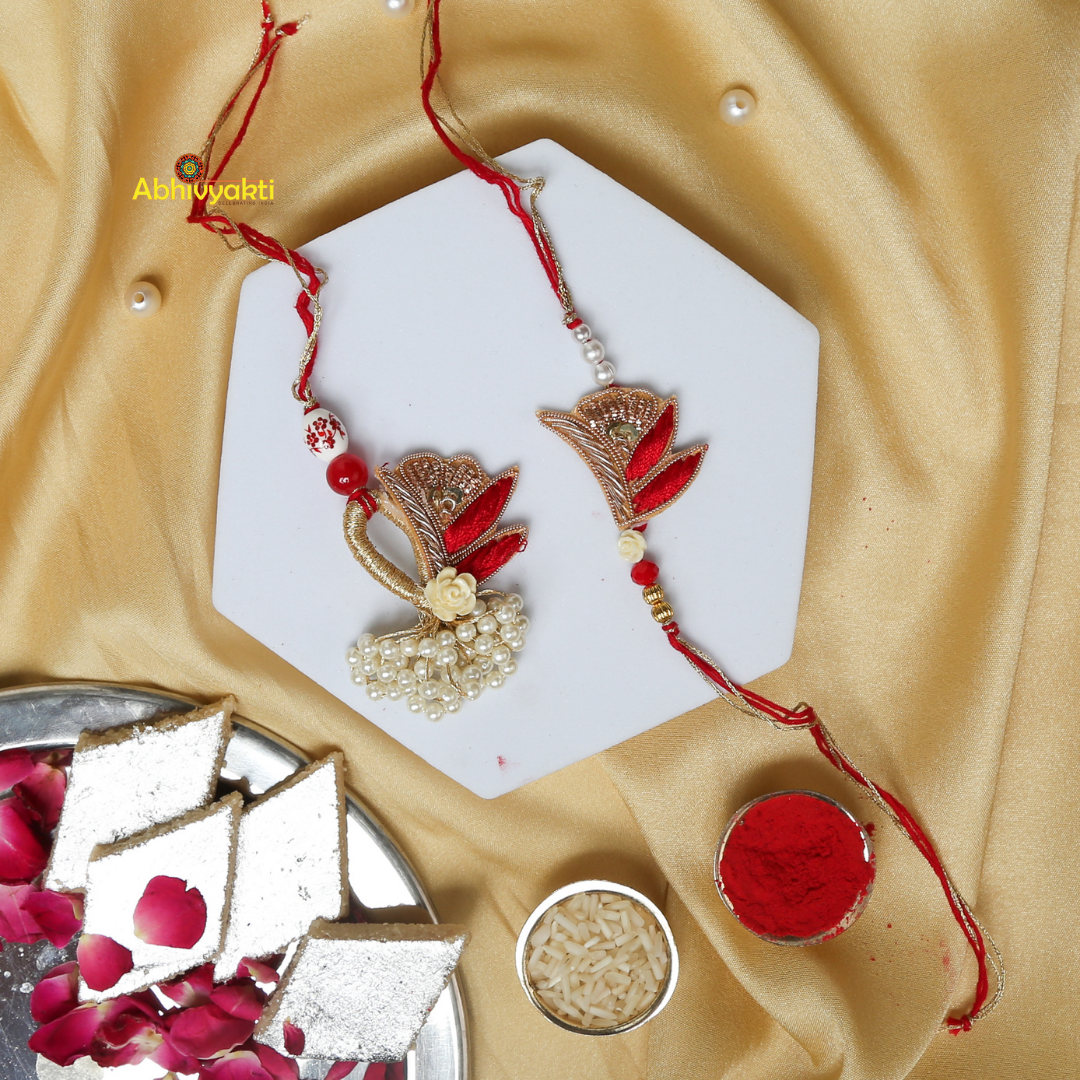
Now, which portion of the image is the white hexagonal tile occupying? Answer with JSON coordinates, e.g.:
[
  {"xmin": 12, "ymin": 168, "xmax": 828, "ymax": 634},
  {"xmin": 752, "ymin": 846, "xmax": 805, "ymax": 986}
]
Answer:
[{"xmin": 215, "ymin": 140, "xmax": 818, "ymax": 798}]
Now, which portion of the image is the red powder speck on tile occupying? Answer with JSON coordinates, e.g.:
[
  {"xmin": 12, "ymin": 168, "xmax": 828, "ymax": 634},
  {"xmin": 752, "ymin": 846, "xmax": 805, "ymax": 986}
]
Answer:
[
  {"xmin": 718, "ymin": 793, "xmax": 874, "ymax": 941},
  {"xmin": 497, "ymin": 756, "xmax": 509, "ymax": 769},
  {"xmin": 865, "ymin": 822, "xmax": 876, "ymax": 837}
]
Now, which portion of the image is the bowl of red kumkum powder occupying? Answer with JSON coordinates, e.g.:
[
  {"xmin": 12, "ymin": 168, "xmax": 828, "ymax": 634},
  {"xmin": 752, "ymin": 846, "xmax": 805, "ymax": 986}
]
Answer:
[{"xmin": 714, "ymin": 790, "xmax": 875, "ymax": 945}]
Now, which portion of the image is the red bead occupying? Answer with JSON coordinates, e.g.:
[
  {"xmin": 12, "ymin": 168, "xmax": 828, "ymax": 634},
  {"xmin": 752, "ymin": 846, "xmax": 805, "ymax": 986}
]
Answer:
[
  {"xmin": 326, "ymin": 453, "xmax": 368, "ymax": 495},
  {"xmin": 631, "ymin": 560, "xmax": 659, "ymax": 586}
]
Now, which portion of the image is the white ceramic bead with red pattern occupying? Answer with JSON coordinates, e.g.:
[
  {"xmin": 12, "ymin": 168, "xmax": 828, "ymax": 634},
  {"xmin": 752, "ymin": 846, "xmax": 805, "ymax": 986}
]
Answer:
[{"xmin": 303, "ymin": 408, "xmax": 349, "ymax": 459}]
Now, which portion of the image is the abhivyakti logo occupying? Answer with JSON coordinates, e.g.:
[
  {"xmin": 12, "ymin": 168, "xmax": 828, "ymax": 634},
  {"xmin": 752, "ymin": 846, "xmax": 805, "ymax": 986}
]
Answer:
[{"xmin": 133, "ymin": 175, "xmax": 274, "ymax": 205}]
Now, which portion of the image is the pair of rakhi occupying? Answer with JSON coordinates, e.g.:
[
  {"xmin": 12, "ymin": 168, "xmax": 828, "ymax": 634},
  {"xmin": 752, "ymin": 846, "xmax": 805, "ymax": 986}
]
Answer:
[{"xmin": 184, "ymin": 0, "xmax": 1001, "ymax": 1032}]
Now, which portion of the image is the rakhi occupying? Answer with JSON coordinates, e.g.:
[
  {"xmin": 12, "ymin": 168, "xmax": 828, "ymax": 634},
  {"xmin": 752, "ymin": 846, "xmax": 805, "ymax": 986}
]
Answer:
[
  {"xmin": 185, "ymin": 4, "xmax": 530, "ymax": 725},
  {"xmin": 417, "ymin": 0, "xmax": 1003, "ymax": 1032}
]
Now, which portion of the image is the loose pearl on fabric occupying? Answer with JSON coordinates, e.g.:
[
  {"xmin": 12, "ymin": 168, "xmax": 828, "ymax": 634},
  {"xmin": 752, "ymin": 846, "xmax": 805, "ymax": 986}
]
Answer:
[
  {"xmin": 125, "ymin": 281, "xmax": 161, "ymax": 317},
  {"xmin": 593, "ymin": 361, "xmax": 616, "ymax": 387},
  {"xmin": 572, "ymin": 323, "xmax": 592, "ymax": 344},
  {"xmin": 382, "ymin": 0, "xmax": 414, "ymax": 14},
  {"xmin": 581, "ymin": 338, "xmax": 606, "ymax": 364},
  {"xmin": 720, "ymin": 87, "xmax": 757, "ymax": 126}
]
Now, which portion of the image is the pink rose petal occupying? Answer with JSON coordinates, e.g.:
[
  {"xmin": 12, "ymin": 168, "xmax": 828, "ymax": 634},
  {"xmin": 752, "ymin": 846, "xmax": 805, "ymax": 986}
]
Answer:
[
  {"xmin": 150, "ymin": 1035, "xmax": 201, "ymax": 1075},
  {"xmin": 237, "ymin": 956, "xmax": 281, "ymax": 984},
  {"xmin": 199, "ymin": 1049, "xmax": 274, "ymax": 1080},
  {"xmin": 0, "ymin": 798, "xmax": 49, "ymax": 883},
  {"xmin": 90, "ymin": 1008, "xmax": 163, "ymax": 1068},
  {"xmin": 211, "ymin": 978, "xmax": 268, "ymax": 1021},
  {"xmin": 282, "ymin": 1020, "xmax": 305, "ymax": 1056},
  {"xmin": 0, "ymin": 749, "xmax": 35, "ymax": 792},
  {"xmin": 0, "ymin": 883, "xmax": 46, "ymax": 943},
  {"xmin": 15, "ymin": 762, "xmax": 67, "ymax": 831},
  {"xmin": 28, "ymin": 1002, "xmax": 102, "ymax": 1066},
  {"xmin": 133, "ymin": 875, "xmax": 207, "ymax": 948},
  {"xmin": 251, "ymin": 1041, "xmax": 300, "ymax": 1080},
  {"xmin": 158, "ymin": 961, "xmax": 215, "ymax": 1007},
  {"xmin": 24, "ymin": 889, "xmax": 83, "ymax": 947},
  {"xmin": 166, "ymin": 1002, "xmax": 256, "ymax": 1059},
  {"xmin": 77, "ymin": 933, "xmax": 134, "ymax": 991},
  {"xmin": 327, "ymin": 1063, "xmax": 360, "ymax": 1080},
  {"xmin": 30, "ymin": 962, "xmax": 79, "ymax": 1024}
]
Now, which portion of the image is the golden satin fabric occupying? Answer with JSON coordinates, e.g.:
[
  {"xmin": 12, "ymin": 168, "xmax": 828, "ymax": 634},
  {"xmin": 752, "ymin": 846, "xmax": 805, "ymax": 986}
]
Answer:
[{"xmin": 1, "ymin": 1, "xmax": 1076, "ymax": 1075}]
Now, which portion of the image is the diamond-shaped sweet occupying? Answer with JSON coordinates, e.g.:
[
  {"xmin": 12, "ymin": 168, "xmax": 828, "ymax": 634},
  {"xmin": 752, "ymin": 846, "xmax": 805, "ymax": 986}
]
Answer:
[
  {"xmin": 254, "ymin": 919, "xmax": 468, "ymax": 1062},
  {"xmin": 46, "ymin": 699, "xmax": 233, "ymax": 892},
  {"xmin": 214, "ymin": 754, "xmax": 348, "ymax": 980},
  {"xmin": 216, "ymin": 139, "xmax": 819, "ymax": 797},
  {"xmin": 79, "ymin": 794, "xmax": 242, "ymax": 1000}
]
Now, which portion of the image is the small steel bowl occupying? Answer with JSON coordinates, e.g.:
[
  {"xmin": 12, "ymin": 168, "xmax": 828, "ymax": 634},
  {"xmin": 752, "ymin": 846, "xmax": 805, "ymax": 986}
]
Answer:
[
  {"xmin": 515, "ymin": 879, "xmax": 679, "ymax": 1035},
  {"xmin": 714, "ymin": 790, "xmax": 875, "ymax": 946}
]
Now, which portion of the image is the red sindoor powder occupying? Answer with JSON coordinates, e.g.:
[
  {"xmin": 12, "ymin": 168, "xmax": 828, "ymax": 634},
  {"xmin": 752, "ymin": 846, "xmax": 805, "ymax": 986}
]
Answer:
[{"xmin": 717, "ymin": 792, "xmax": 875, "ymax": 941}]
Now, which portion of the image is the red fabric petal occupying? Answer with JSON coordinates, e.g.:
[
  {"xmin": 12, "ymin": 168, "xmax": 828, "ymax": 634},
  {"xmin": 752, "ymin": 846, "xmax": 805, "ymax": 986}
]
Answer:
[
  {"xmin": 133, "ymin": 875, "xmax": 207, "ymax": 948},
  {"xmin": 30, "ymin": 961, "xmax": 79, "ymax": 1024},
  {"xmin": 282, "ymin": 1019, "xmax": 305, "ymax": 1055},
  {"xmin": 453, "ymin": 528, "xmax": 527, "ymax": 583},
  {"xmin": 24, "ymin": 889, "xmax": 83, "ymax": 947},
  {"xmin": 167, "ymin": 1002, "xmax": 256, "ymax": 1059},
  {"xmin": 237, "ymin": 956, "xmax": 281, "ymax": 984},
  {"xmin": 15, "ymin": 762, "xmax": 67, "ymax": 831},
  {"xmin": 444, "ymin": 474, "xmax": 515, "ymax": 555},
  {"xmin": 0, "ymin": 748, "xmax": 35, "ymax": 792},
  {"xmin": 0, "ymin": 883, "xmax": 45, "ymax": 943},
  {"xmin": 211, "ymin": 978, "xmax": 268, "ymax": 1020},
  {"xmin": 200, "ymin": 1050, "xmax": 274, "ymax": 1080},
  {"xmin": 28, "ymin": 1002, "xmax": 102, "ymax": 1066},
  {"xmin": 158, "ymin": 961, "xmax": 215, "ymax": 1007},
  {"xmin": 77, "ymin": 933, "xmax": 134, "ymax": 992},
  {"xmin": 632, "ymin": 450, "xmax": 704, "ymax": 516},
  {"xmin": 626, "ymin": 402, "xmax": 675, "ymax": 480},
  {"xmin": 0, "ymin": 798, "xmax": 49, "ymax": 883},
  {"xmin": 251, "ymin": 1041, "xmax": 301, "ymax": 1079}
]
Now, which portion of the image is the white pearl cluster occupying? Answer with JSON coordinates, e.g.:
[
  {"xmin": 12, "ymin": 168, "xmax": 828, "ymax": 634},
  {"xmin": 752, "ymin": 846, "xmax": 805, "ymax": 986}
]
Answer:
[
  {"xmin": 572, "ymin": 322, "xmax": 616, "ymax": 388},
  {"xmin": 346, "ymin": 593, "xmax": 528, "ymax": 722}
]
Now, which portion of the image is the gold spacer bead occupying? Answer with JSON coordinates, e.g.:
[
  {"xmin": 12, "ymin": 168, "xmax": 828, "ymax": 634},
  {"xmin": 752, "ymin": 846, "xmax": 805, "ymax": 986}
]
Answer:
[
  {"xmin": 642, "ymin": 584, "xmax": 665, "ymax": 606},
  {"xmin": 651, "ymin": 602, "xmax": 675, "ymax": 624}
]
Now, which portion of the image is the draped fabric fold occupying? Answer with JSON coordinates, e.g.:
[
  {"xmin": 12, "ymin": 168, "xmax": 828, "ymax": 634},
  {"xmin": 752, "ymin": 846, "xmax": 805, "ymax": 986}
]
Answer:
[{"xmin": 1, "ymin": 1, "xmax": 1076, "ymax": 1076}]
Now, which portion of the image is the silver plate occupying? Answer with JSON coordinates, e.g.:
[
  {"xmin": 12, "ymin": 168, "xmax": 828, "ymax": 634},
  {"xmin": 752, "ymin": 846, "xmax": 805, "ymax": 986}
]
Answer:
[{"xmin": 0, "ymin": 683, "xmax": 468, "ymax": 1080}]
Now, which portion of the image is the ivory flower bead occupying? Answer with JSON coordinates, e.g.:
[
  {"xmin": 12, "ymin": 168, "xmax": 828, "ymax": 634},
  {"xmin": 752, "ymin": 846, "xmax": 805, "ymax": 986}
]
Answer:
[
  {"xmin": 618, "ymin": 529, "xmax": 648, "ymax": 563},
  {"xmin": 424, "ymin": 567, "xmax": 478, "ymax": 621}
]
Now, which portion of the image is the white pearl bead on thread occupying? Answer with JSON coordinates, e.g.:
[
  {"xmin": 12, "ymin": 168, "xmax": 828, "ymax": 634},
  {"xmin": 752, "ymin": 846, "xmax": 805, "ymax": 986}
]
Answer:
[
  {"xmin": 720, "ymin": 87, "xmax": 757, "ymax": 126},
  {"xmin": 581, "ymin": 338, "xmax": 606, "ymax": 365},
  {"xmin": 572, "ymin": 323, "xmax": 592, "ymax": 344},
  {"xmin": 593, "ymin": 360, "xmax": 616, "ymax": 387},
  {"xmin": 125, "ymin": 281, "xmax": 161, "ymax": 317}
]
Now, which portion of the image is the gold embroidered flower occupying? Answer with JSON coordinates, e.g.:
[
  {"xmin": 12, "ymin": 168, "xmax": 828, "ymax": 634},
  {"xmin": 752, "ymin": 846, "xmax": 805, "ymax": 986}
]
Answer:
[
  {"xmin": 617, "ymin": 529, "xmax": 648, "ymax": 563},
  {"xmin": 424, "ymin": 567, "xmax": 478, "ymax": 621}
]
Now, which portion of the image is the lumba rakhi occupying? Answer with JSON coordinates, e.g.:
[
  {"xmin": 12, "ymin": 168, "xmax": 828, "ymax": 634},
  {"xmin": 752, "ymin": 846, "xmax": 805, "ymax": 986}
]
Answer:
[
  {"xmin": 419, "ymin": 0, "xmax": 1003, "ymax": 1032},
  {"xmin": 185, "ymin": 5, "xmax": 529, "ymax": 724}
]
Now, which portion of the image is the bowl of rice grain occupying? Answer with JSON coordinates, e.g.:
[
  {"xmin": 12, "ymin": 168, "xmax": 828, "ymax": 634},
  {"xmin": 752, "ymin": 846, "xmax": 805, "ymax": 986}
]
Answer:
[{"xmin": 515, "ymin": 879, "xmax": 679, "ymax": 1034}]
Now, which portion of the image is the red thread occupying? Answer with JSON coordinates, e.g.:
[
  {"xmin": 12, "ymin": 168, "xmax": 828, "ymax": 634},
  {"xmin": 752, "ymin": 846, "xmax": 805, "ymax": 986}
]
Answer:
[
  {"xmin": 626, "ymin": 403, "xmax": 674, "ymax": 480},
  {"xmin": 633, "ymin": 450, "xmax": 703, "ymax": 515},
  {"xmin": 718, "ymin": 793, "xmax": 874, "ymax": 941},
  {"xmin": 348, "ymin": 489, "xmax": 379, "ymax": 519},
  {"xmin": 185, "ymin": 3, "xmax": 323, "ymax": 405},
  {"xmin": 421, "ymin": 0, "xmax": 565, "ymax": 308},
  {"xmin": 453, "ymin": 530, "xmax": 527, "ymax": 583},
  {"xmin": 661, "ymin": 621, "xmax": 990, "ymax": 1031},
  {"xmin": 443, "ymin": 475, "xmax": 515, "ymax": 555}
]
